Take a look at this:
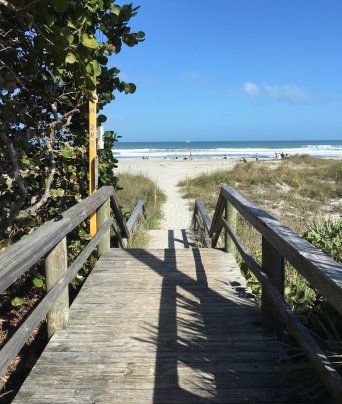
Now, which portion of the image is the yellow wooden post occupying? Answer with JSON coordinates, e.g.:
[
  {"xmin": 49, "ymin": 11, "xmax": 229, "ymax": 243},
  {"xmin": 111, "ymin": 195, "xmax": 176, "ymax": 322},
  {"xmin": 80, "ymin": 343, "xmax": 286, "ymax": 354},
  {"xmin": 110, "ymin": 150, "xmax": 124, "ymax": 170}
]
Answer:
[{"xmin": 89, "ymin": 90, "xmax": 97, "ymax": 236}]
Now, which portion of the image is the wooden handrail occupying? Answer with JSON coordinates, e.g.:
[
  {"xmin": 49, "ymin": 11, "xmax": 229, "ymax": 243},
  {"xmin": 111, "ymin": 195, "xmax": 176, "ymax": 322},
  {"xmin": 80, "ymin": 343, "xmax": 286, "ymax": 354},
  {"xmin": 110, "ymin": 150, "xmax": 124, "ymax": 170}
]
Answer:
[
  {"xmin": 198, "ymin": 185, "xmax": 342, "ymax": 402},
  {"xmin": 0, "ymin": 186, "xmax": 113, "ymax": 295},
  {"xmin": 0, "ymin": 217, "xmax": 113, "ymax": 375},
  {"xmin": 192, "ymin": 200, "xmax": 212, "ymax": 247},
  {"xmin": 126, "ymin": 200, "xmax": 144, "ymax": 233},
  {"xmin": 0, "ymin": 186, "xmax": 144, "ymax": 377},
  {"xmin": 213, "ymin": 186, "xmax": 342, "ymax": 317}
]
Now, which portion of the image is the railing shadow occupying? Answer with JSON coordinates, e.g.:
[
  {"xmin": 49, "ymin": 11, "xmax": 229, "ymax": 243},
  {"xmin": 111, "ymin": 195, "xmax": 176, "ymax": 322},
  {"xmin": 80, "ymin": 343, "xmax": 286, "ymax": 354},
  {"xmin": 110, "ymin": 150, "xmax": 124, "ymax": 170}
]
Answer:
[{"xmin": 126, "ymin": 248, "xmax": 303, "ymax": 403}]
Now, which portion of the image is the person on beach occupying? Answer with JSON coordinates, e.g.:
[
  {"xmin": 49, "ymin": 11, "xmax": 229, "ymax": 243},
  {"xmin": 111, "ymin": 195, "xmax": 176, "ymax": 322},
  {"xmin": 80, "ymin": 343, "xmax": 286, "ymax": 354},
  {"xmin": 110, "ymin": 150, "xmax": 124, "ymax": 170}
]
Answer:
[{"xmin": 255, "ymin": 153, "xmax": 259, "ymax": 161}]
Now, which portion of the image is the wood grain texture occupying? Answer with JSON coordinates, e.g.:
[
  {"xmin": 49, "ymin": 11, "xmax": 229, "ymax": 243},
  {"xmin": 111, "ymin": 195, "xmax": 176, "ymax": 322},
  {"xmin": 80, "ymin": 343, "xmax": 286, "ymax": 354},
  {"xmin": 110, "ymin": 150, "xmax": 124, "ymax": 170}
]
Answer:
[
  {"xmin": 45, "ymin": 237, "xmax": 69, "ymax": 338},
  {"xmin": 261, "ymin": 236, "xmax": 284, "ymax": 337},
  {"xmin": 97, "ymin": 199, "xmax": 111, "ymax": 256},
  {"xmin": 220, "ymin": 185, "xmax": 342, "ymax": 316},
  {"xmin": 13, "ymin": 248, "xmax": 309, "ymax": 403},
  {"xmin": 0, "ymin": 186, "xmax": 113, "ymax": 294},
  {"xmin": 126, "ymin": 200, "xmax": 144, "ymax": 233},
  {"xmin": 194, "ymin": 200, "xmax": 212, "ymax": 235},
  {"xmin": 0, "ymin": 217, "xmax": 113, "ymax": 376},
  {"xmin": 220, "ymin": 216, "xmax": 342, "ymax": 402}
]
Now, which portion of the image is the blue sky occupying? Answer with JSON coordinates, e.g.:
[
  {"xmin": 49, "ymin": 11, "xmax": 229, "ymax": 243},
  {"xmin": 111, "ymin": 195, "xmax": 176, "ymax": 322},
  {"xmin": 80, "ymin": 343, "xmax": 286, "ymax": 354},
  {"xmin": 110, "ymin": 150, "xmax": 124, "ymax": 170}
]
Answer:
[{"xmin": 103, "ymin": 0, "xmax": 342, "ymax": 142}]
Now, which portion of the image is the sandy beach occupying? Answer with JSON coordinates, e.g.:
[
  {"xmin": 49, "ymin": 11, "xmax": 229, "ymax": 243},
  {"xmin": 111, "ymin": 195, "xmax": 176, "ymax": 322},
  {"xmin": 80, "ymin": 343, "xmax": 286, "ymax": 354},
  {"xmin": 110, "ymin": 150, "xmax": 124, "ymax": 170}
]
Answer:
[{"xmin": 115, "ymin": 158, "xmax": 239, "ymax": 229}]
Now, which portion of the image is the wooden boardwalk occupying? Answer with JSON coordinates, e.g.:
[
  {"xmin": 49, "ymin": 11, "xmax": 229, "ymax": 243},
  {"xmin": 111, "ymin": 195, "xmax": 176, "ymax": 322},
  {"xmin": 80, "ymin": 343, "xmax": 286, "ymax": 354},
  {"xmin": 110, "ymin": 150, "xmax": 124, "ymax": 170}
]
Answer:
[{"xmin": 14, "ymin": 248, "xmax": 308, "ymax": 403}]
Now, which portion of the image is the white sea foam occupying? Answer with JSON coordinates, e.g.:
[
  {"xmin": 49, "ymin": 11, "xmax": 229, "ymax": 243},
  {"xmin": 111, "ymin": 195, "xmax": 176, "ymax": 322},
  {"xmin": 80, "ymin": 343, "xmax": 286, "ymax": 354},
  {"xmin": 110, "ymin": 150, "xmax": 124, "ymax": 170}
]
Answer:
[{"xmin": 112, "ymin": 144, "xmax": 342, "ymax": 159}]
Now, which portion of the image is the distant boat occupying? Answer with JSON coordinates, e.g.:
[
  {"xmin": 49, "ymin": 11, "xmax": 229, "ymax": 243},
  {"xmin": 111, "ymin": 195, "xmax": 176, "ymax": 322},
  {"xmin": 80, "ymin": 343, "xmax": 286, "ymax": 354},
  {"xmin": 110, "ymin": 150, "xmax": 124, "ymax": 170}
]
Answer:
[{"xmin": 186, "ymin": 140, "xmax": 191, "ymax": 143}]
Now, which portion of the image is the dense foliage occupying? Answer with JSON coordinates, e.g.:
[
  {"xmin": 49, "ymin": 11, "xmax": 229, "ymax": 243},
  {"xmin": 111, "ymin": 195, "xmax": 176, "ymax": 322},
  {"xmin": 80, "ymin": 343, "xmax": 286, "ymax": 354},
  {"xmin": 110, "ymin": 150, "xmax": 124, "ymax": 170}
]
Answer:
[
  {"xmin": 0, "ymin": 0, "xmax": 144, "ymax": 245},
  {"xmin": 303, "ymin": 219, "xmax": 342, "ymax": 264}
]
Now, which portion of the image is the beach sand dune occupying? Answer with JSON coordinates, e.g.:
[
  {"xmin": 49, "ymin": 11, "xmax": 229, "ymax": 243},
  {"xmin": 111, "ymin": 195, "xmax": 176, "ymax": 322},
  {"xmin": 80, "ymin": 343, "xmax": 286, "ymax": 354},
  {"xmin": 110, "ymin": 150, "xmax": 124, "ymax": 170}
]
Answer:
[{"xmin": 116, "ymin": 158, "xmax": 237, "ymax": 231}]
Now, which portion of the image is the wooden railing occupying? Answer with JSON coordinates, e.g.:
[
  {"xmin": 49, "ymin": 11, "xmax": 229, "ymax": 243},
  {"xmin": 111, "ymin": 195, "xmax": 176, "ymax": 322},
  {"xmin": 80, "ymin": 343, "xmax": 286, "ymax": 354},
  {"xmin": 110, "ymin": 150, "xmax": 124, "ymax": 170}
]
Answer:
[
  {"xmin": 192, "ymin": 200, "xmax": 212, "ymax": 247},
  {"xmin": 193, "ymin": 185, "xmax": 342, "ymax": 403},
  {"xmin": 0, "ymin": 186, "xmax": 144, "ymax": 376}
]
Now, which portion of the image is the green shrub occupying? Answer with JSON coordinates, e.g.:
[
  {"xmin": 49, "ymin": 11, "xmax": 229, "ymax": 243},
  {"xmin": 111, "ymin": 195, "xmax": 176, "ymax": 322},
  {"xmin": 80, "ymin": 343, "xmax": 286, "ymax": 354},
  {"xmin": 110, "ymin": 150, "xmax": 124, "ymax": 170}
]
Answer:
[{"xmin": 303, "ymin": 219, "xmax": 342, "ymax": 263}]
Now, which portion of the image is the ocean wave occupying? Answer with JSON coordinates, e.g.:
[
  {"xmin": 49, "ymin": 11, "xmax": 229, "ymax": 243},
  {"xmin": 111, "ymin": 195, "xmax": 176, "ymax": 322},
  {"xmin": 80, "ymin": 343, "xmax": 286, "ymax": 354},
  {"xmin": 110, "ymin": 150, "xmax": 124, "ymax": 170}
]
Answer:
[{"xmin": 112, "ymin": 144, "xmax": 342, "ymax": 159}]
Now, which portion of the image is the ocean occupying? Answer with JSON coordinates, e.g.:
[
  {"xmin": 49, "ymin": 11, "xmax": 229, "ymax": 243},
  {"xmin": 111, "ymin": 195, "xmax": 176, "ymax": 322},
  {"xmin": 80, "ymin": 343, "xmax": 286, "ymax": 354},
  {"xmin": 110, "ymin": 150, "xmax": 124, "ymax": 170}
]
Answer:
[{"xmin": 112, "ymin": 140, "xmax": 342, "ymax": 160}]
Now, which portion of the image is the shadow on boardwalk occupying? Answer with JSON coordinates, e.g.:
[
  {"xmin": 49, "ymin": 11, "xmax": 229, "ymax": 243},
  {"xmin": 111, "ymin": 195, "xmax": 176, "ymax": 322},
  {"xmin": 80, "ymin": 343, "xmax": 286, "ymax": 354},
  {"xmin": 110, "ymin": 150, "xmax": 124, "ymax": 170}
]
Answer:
[{"xmin": 127, "ymin": 245, "xmax": 308, "ymax": 403}]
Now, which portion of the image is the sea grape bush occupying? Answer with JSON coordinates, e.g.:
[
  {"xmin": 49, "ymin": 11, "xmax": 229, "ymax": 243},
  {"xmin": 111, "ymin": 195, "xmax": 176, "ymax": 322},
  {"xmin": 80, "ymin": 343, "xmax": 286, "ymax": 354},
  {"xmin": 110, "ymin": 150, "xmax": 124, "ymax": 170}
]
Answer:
[{"xmin": 0, "ymin": 0, "xmax": 144, "ymax": 245}]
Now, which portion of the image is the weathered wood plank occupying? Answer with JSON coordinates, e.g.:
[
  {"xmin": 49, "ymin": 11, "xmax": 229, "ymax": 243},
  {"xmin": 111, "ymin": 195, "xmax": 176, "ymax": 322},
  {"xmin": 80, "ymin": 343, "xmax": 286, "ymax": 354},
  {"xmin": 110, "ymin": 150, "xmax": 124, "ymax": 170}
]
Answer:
[
  {"xmin": 261, "ymin": 236, "xmax": 284, "ymax": 337},
  {"xmin": 126, "ymin": 200, "xmax": 144, "ymax": 233},
  {"xmin": 0, "ymin": 217, "xmax": 113, "ymax": 376},
  {"xmin": 0, "ymin": 186, "xmax": 113, "ymax": 294},
  {"xmin": 45, "ymin": 237, "xmax": 69, "ymax": 338},
  {"xmin": 225, "ymin": 200, "xmax": 237, "ymax": 258},
  {"xmin": 194, "ymin": 199, "xmax": 212, "ymax": 235},
  {"xmin": 220, "ymin": 217, "xmax": 342, "ymax": 402},
  {"xmin": 97, "ymin": 199, "xmax": 111, "ymax": 256},
  {"xmin": 220, "ymin": 185, "xmax": 342, "ymax": 317},
  {"xmin": 13, "ymin": 248, "xmax": 309, "ymax": 404}
]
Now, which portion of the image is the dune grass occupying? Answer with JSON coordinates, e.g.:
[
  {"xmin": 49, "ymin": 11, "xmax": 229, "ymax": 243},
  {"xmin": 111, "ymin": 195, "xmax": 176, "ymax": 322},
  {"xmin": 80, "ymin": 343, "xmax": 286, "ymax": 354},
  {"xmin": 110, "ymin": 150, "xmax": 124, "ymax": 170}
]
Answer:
[
  {"xmin": 116, "ymin": 173, "xmax": 166, "ymax": 247},
  {"xmin": 179, "ymin": 155, "xmax": 341, "ymax": 234}
]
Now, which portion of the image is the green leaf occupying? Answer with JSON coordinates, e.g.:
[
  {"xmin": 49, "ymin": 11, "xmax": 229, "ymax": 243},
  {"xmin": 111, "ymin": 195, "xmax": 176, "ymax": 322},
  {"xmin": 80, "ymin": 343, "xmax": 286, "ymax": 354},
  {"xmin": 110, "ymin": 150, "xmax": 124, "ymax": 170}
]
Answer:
[
  {"xmin": 124, "ymin": 82, "xmax": 136, "ymax": 94},
  {"xmin": 67, "ymin": 20, "xmax": 76, "ymax": 29},
  {"xmin": 21, "ymin": 158, "xmax": 31, "ymax": 167},
  {"xmin": 65, "ymin": 52, "xmax": 77, "ymax": 64},
  {"xmin": 11, "ymin": 297, "xmax": 24, "ymax": 307},
  {"xmin": 60, "ymin": 27, "xmax": 74, "ymax": 44},
  {"xmin": 98, "ymin": 114, "xmax": 107, "ymax": 123},
  {"xmin": 85, "ymin": 63, "xmax": 93, "ymax": 74},
  {"xmin": 106, "ymin": 44, "xmax": 116, "ymax": 53},
  {"xmin": 82, "ymin": 34, "xmax": 99, "ymax": 49},
  {"xmin": 61, "ymin": 149, "xmax": 74, "ymax": 158},
  {"xmin": 45, "ymin": 13, "xmax": 57, "ymax": 27},
  {"xmin": 98, "ymin": 55, "xmax": 108, "ymax": 65},
  {"xmin": 52, "ymin": 0, "xmax": 69, "ymax": 13},
  {"xmin": 111, "ymin": 5, "xmax": 121, "ymax": 15},
  {"xmin": 92, "ymin": 60, "xmax": 101, "ymax": 76},
  {"xmin": 33, "ymin": 277, "xmax": 44, "ymax": 287},
  {"xmin": 285, "ymin": 286, "xmax": 292, "ymax": 296}
]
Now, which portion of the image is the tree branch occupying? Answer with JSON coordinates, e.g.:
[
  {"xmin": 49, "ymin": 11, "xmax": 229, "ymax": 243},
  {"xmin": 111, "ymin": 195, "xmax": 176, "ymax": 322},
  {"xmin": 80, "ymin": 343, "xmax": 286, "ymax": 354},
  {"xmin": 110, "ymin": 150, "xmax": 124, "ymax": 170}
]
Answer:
[
  {"xmin": 49, "ymin": 108, "xmax": 80, "ymax": 128},
  {"xmin": 0, "ymin": 130, "xmax": 28, "ymax": 228},
  {"xmin": 17, "ymin": 137, "xmax": 56, "ymax": 219},
  {"xmin": 17, "ymin": 0, "xmax": 47, "ymax": 13}
]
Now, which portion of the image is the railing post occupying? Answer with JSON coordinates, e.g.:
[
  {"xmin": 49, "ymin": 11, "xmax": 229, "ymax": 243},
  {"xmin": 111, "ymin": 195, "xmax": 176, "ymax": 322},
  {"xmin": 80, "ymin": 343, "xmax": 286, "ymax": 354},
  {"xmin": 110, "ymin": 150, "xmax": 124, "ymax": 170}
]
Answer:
[
  {"xmin": 261, "ymin": 237, "xmax": 284, "ymax": 338},
  {"xmin": 225, "ymin": 200, "xmax": 237, "ymax": 257},
  {"xmin": 193, "ymin": 205, "xmax": 198, "ymax": 232},
  {"xmin": 97, "ymin": 198, "xmax": 111, "ymax": 256},
  {"xmin": 45, "ymin": 237, "xmax": 69, "ymax": 338}
]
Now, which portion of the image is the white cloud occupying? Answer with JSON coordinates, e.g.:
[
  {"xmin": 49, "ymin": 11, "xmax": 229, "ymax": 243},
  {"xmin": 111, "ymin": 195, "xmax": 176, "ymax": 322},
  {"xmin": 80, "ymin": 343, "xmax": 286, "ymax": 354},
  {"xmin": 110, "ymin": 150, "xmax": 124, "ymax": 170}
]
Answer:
[
  {"xmin": 241, "ymin": 81, "xmax": 322, "ymax": 104},
  {"xmin": 264, "ymin": 84, "xmax": 311, "ymax": 103},
  {"xmin": 243, "ymin": 81, "xmax": 259, "ymax": 95}
]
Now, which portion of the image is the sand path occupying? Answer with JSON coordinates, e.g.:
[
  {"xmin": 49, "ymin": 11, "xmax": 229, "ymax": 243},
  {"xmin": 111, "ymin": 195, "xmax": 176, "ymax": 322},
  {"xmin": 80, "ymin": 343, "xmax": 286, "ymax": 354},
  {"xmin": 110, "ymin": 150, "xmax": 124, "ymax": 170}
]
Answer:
[{"xmin": 116, "ymin": 158, "xmax": 237, "ymax": 229}]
